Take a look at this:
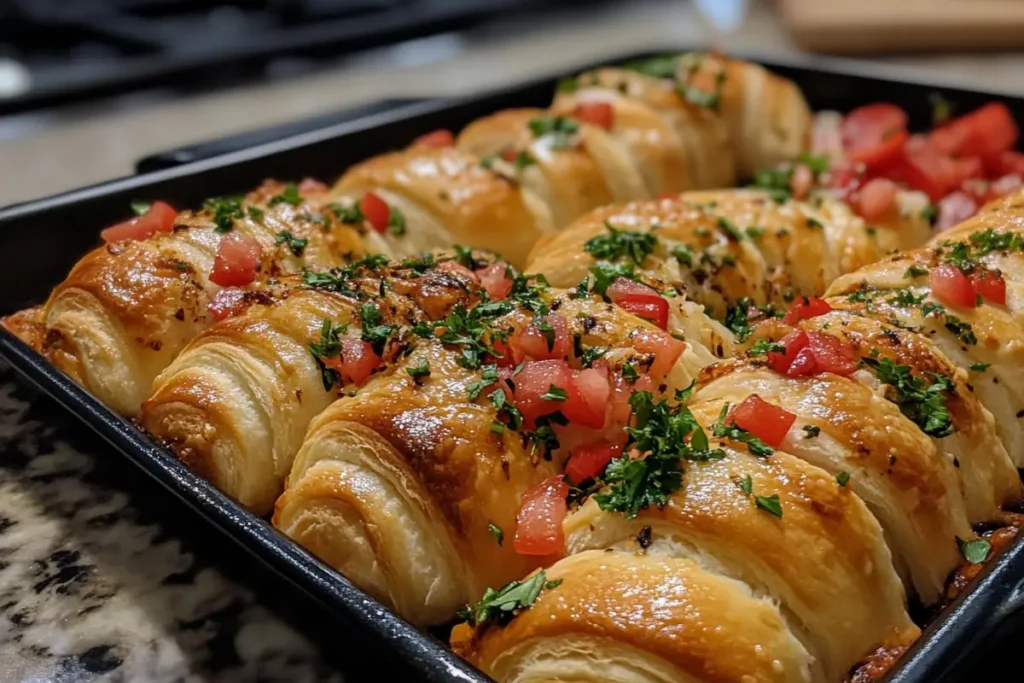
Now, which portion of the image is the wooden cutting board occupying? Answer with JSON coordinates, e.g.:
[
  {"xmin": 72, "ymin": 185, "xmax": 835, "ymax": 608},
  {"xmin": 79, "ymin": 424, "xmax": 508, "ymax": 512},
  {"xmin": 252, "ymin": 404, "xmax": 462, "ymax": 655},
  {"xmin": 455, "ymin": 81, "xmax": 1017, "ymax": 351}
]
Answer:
[{"xmin": 779, "ymin": 0, "xmax": 1024, "ymax": 53}]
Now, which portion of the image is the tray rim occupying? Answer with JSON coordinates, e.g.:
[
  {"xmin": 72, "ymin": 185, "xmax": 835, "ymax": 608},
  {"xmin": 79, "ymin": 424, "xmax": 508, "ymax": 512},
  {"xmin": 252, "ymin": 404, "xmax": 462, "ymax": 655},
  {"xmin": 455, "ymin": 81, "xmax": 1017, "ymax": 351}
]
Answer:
[{"xmin": 5, "ymin": 45, "xmax": 1024, "ymax": 683}]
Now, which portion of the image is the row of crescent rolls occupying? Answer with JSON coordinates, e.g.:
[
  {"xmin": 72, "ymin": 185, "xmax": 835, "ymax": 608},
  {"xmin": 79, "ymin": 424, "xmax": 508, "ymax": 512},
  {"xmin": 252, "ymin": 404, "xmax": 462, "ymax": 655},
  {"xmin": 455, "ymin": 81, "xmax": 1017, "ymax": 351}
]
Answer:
[
  {"xmin": 3, "ymin": 54, "xmax": 810, "ymax": 418},
  {"xmin": 455, "ymin": 192, "xmax": 1024, "ymax": 682},
  {"xmin": 0, "ymin": 180, "xmax": 377, "ymax": 417},
  {"xmin": 329, "ymin": 54, "xmax": 814, "ymax": 266},
  {"xmin": 139, "ymin": 256, "xmax": 484, "ymax": 514},
  {"xmin": 271, "ymin": 280, "xmax": 709, "ymax": 625}
]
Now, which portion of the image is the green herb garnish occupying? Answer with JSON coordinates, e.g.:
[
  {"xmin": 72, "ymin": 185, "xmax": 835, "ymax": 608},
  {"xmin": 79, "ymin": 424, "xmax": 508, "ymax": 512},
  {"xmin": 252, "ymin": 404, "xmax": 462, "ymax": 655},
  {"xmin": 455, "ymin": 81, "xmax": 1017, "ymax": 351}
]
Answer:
[
  {"xmin": 584, "ymin": 222, "xmax": 658, "ymax": 264},
  {"xmin": 275, "ymin": 230, "xmax": 308, "ymax": 257}
]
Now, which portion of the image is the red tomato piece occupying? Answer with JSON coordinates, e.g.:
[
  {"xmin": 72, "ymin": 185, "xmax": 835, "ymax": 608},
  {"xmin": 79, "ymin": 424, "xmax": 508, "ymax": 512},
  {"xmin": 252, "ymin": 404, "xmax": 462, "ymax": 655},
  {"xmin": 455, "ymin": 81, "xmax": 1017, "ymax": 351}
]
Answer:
[
  {"xmin": 852, "ymin": 178, "xmax": 899, "ymax": 221},
  {"xmin": 632, "ymin": 329, "xmax": 687, "ymax": 378},
  {"xmin": 931, "ymin": 263, "xmax": 977, "ymax": 309},
  {"xmin": 992, "ymin": 151, "xmax": 1024, "ymax": 178},
  {"xmin": 210, "ymin": 232, "xmax": 262, "ymax": 287},
  {"xmin": 766, "ymin": 329, "xmax": 808, "ymax": 375},
  {"xmin": 436, "ymin": 259, "xmax": 480, "ymax": 282},
  {"xmin": 562, "ymin": 367, "xmax": 610, "ymax": 429},
  {"xmin": 782, "ymin": 296, "xmax": 832, "ymax": 324},
  {"xmin": 207, "ymin": 287, "xmax": 249, "ymax": 321},
  {"xmin": 511, "ymin": 315, "xmax": 571, "ymax": 363},
  {"xmin": 413, "ymin": 129, "xmax": 455, "ymax": 148},
  {"xmin": 888, "ymin": 143, "xmax": 981, "ymax": 202},
  {"xmin": 100, "ymin": 200, "xmax": 177, "ymax": 243},
  {"xmin": 727, "ymin": 394, "xmax": 796, "ymax": 449},
  {"xmin": 929, "ymin": 103, "xmax": 1019, "ymax": 160},
  {"xmin": 513, "ymin": 476, "xmax": 569, "ymax": 556},
  {"xmin": 971, "ymin": 269, "xmax": 1006, "ymax": 306},
  {"xmin": 615, "ymin": 294, "xmax": 669, "ymax": 330},
  {"xmin": 512, "ymin": 359, "xmax": 573, "ymax": 425},
  {"xmin": 360, "ymin": 192, "xmax": 391, "ymax": 234},
  {"xmin": 605, "ymin": 277, "xmax": 659, "ymax": 301},
  {"xmin": 935, "ymin": 191, "xmax": 978, "ymax": 231},
  {"xmin": 565, "ymin": 441, "xmax": 622, "ymax": 483},
  {"xmin": 488, "ymin": 337, "xmax": 515, "ymax": 367},
  {"xmin": 475, "ymin": 262, "xmax": 513, "ymax": 300},
  {"xmin": 610, "ymin": 372, "xmax": 653, "ymax": 426},
  {"xmin": 574, "ymin": 101, "xmax": 614, "ymax": 130},
  {"xmin": 338, "ymin": 338, "xmax": 381, "ymax": 386},
  {"xmin": 789, "ymin": 163, "xmax": 814, "ymax": 200},
  {"xmin": 786, "ymin": 346, "xmax": 819, "ymax": 377},
  {"xmin": 804, "ymin": 331, "xmax": 858, "ymax": 377},
  {"xmin": 841, "ymin": 104, "xmax": 908, "ymax": 168}
]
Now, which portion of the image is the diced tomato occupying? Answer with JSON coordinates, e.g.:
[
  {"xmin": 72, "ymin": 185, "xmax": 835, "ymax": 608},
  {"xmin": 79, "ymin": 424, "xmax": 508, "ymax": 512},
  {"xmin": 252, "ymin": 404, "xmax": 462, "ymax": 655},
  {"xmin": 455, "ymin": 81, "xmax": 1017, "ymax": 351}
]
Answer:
[
  {"xmin": 207, "ymin": 287, "xmax": 249, "ymax": 321},
  {"xmin": 852, "ymin": 178, "xmax": 899, "ymax": 221},
  {"xmin": 488, "ymin": 337, "xmax": 515, "ymax": 367},
  {"xmin": 766, "ymin": 329, "xmax": 808, "ymax": 375},
  {"xmin": 513, "ymin": 476, "xmax": 569, "ymax": 556},
  {"xmin": 436, "ymin": 259, "xmax": 480, "ymax": 282},
  {"xmin": 971, "ymin": 269, "xmax": 1006, "ymax": 306},
  {"xmin": 475, "ymin": 262, "xmax": 513, "ymax": 300},
  {"xmin": 337, "ymin": 338, "xmax": 382, "ymax": 386},
  {"xmin": 841, "ymin": 104, "xmax": 908, "ymax": 171},
  {"xmin": 769, "ymin": 329, "xmax": 857, "ymax": 378},
  {"xmin": 500, "ymin": 148, "xmax": 519, "ymax": 162},
  {"xmin": 574, "ymin": 102, "xmax": 614, "ymax": 130},
  {"xmin": 727, "ymin": 394, "xmax": 796, "ymax": 449},
  {"xmin": 782, "ymin": 296, "xmax": 832, "ymax": 324},
  {"xmin": 565, "ymin": 441, "xmax": 622, "ymax": 483},
  {"xmin": 606, "ymin": 277, "xmax": 659, "ymax": 301},
  {"xmin": 632, "ymin": 329, "xmax": 687, "ymax": 378},
  {"xmin": 789, "ymin": 163, "xmax": 814, "ymax": 200},
  {"xmin": 413, "ymin": 129, "xmax": 455, "ymax": 148},
  {"xmin": 611, "ymin": 371, "xmax": 653, "ymax": 425},
  {"xmin": 511, "ymin": 315, "xmax": 571, "ymax": 363},
  {"xmin": 512, "ymin": 359, "xmax": 573, "ymax": 425},
  {"xmin": 929, "ymin": 103, "xmax": 1019, "ymax": 160},
  {"xmin": 561, "ymin": 366, "xmax": 610, "ymax": 429},
  {"xmin": 615, "ymin": 294, "xmax": 669, "ymax": 330},
  {"xmin": 101, "ymin": 200, "xmax": 177, "ymax": 243},
  {"xmin": 824, "ymin": 160, "xmax": 862, "ymax": 200},
  {"xmin": 931, "ymin": 263, "xmax": 977, "ymax": 309},
  {"xmin": 210, "ymin": 232, "xmax": 262, "ymax": 287},
  {"xmin": 935, "ymin": 191, "xmax": 978, "ymax": 231},
  {"xmin": 360, "ymin": 192, "xmax": 391, "ymax": 234},
  {"xmin": 991, "ymin": 150, "xmax": 1024, "ymax": 178},
  {"xmin": 804, "ymin": 331, "xmax": 858, "ymax": 377}
]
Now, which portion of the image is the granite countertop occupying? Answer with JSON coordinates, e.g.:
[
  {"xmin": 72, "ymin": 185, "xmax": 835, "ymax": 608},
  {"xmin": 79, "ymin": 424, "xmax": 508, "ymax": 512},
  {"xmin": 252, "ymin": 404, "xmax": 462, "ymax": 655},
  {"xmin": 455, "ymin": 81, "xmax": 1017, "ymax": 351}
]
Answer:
[{"xmin": 4, "ymin": 1, "xmax": 1024, "ymax": 682}]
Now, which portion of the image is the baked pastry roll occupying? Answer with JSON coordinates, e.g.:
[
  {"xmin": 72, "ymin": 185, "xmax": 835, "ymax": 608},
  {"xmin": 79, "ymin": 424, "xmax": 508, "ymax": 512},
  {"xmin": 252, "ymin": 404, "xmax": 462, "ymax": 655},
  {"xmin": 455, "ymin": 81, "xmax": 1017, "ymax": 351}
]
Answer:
[
  {"xmin": 13, "ymin": 180, "xmax": 367, "ymax": 416},
  {"xmin": 274, "ymin": 286, "xmax": 710, "ymax": 624},
  {"xmin": 140, "ymin": 254, "xmax": 480, "ymax": 514},
  {"xmin": 331, "ymin": 146, "xmax": 555, "ymax": 267}
]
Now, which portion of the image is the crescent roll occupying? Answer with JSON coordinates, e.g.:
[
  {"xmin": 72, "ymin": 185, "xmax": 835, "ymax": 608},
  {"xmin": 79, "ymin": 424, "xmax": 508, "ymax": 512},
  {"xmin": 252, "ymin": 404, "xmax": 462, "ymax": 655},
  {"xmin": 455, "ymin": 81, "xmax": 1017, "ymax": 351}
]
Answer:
[
  {"xmin": 140, "ymin": 255, "xmax": 482, "ymax": 514},
  {"xmin": 15, "ymin": 180, "xmax": 369, "ymax": 416},
  {"xmin": 273, "ymin": 287, "xmax": 710, "ymax": 624}
]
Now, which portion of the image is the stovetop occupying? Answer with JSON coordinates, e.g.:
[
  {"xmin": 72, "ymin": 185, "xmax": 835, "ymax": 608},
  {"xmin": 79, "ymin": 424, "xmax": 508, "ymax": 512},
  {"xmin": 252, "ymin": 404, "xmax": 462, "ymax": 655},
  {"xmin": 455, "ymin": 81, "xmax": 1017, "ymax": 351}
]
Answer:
[{"xmin": 0, "ymin": 0, "xmax": 579, "ymax": 115}]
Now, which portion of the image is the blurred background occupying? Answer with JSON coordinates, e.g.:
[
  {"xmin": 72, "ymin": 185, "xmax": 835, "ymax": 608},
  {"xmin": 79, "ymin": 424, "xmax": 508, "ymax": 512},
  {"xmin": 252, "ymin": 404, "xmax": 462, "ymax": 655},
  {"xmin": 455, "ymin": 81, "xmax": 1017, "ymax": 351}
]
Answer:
[{"xmin": 2, "ymin": 0, "xmax": 1024, "ymax": 206}]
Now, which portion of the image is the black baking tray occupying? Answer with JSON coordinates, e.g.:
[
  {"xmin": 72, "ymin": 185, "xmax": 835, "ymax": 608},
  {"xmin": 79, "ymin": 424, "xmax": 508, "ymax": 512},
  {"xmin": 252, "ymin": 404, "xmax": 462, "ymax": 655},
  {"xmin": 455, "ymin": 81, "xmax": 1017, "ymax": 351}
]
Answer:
[{"xmin": 4, "ymin": 48, "xmax": 1024, "ymax": 683}]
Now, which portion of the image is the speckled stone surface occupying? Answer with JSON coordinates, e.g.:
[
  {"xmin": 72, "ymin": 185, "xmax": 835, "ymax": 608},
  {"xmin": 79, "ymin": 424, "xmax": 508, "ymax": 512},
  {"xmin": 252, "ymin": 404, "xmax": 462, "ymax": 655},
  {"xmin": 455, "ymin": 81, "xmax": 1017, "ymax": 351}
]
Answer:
[{"xmin": 0, "ymin": 364, "xmax": 345, "ymax": 683}]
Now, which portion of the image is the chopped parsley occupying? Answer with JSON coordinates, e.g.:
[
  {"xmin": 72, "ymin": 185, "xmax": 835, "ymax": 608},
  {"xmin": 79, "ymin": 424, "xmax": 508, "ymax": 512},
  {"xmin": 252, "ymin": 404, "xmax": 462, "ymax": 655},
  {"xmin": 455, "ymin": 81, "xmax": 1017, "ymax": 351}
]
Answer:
[
  {"xmin": 593, "ymin": 390, "xmax": 722, "ymax": 519},
  {"xmin": 625, "ymin": 54, "xmax": 679, "ymax": 79},
  {"xmin": 526, "ymin": 116, "xmax": 579, "ymax": 149},
  {"xmin": 130, "ymin": 200, "xmax": 151, "ymax": 216},
  {"xmin": 749, "ymin": 339, "xmax": 785, "ymax": 356},
  {"xmin": 400, "ymin": 253, "xmax": 438, "ymax": 273},
  {"xmin": 968, "ymin": 228, "xmax": 1024, "ymax": 255},
  {"xmin": 957, "ymin": 536, "xmax": 992, "ymax": 565},
  {"xmin": 419, "ymin": 300, "xmax": 514, "ymax": 371},
  {"xmin": 711, "ymin": 403, "xmax": 774, "ymax": 457},
  {"xmin": 750, "ymin": 166, "xmax": 792, "ymax": 203},
  {"xmin": 803, "ymin": 425, "xmax": 821, "ymax": 438},
  {"xmin": 457, "ymin": 570, "xmax": 561, "ymax": 628},
  {"xmin": 407, "ymin": 359, "xmax": 431, "ymax": 382},
  {"xmin": 970, "ymin": 362, "xmax": 991, "ymax": 372},
  {"xmin": 489, "ymin": 385, "xmax": 524, "ymax": 432},
  {"xmin": 621, "ymin": 361, "xmax": 640, "ymax": 382},
  {"xmin": 904, "ymin": 265, "xmax": 928, "ymax": 279},
  {"xmin": 358, "ymin": 303, "xmax": 397, "ymax": 356},
  {"xmin": 329, "ymin": 202, "xmax": 363, "ymax": 224},
  {"xmin": 754, "ymin": 493, "xmax": 783, "ymax": 518},
  {"xmin": 467, "ymin": 365, "xmax": 500, "ymax": 401},
  {"xmin": 556, "ymin": 76, "xmax": 578, "ymax": 93},
  {"xmin": 584, "ymin": 222, "xmax": 658, "ymax": 264},
  {"xmin": 671, "ymin": 244, "xmax": 695, "ymax": 267},
  {"xmin": 588, "ymin": 261, "xmax": 637, "ymax": 298},
  {"xmin": 509, "ymin": 272, "xmax": 551, "ymax": 316},
  {"xmin": 309, "ymin": 318, "xmax": 349, "ymax": 390},
  {"xmin": 836, "ymin": 470, "xmax": 851, "ymax": 487},
  {"xmin": 275, "ymin": 230, "xmax": 308, "ymax": 257},
  {"xmin": 889, "ymin": 290, "xmax": 926, "ymax": 307},
  {"xmin": 268, "ymin": 182, "xmax": 302, "ymax": 207},
  {"xmin": 302, "ymin": 254, "xmax": 390, "ymax": 296},
  {"xmin": 247, "ymin": 206, "xmax": 265, "ymax": 224},
  {"xmin": 203, "ymin": 195, "xmax": 245, "ymax": 233},
  {"xmin": 861, "ymin": 356, "xmax": 955, "ymax": 438},
  {"xmin": 488, "ymin": 522, "xmax": 504, "ymax": 546},
  {"xmin": 388, "ymin": 206, "xmax": 407, "ymax": 236},
  {"xmin": 724, "ymin": 298, "xmax": 755, "ymax": 341},
  {"xmin": 581, "ymin": 346, "xmax": 607, "ymax": 368},
  {"xmin": 847, "ymin": 288, "xmax": 874, "ymax": 304},
  {"xmin": 736, "ymin": 474, "xmax": 753, "ymax": 495},
  {"xmin": 541, "ymin": 385, "xmax": 568, "ymax": 402}
]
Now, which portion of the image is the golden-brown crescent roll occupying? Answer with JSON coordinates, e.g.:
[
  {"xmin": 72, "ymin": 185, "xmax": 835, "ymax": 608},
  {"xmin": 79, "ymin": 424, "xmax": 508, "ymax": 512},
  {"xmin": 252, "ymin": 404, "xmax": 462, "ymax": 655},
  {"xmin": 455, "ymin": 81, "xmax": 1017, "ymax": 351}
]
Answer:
[
  {"xmin": 331, "ymin": 146, "xmax": 554, "ymax": 267},
  {"xmin": 452, "ymin": 550, "xmax": 820, "ymax": 683},
  {"xmin": 22, "ymin": 181, "xmax": 368, "ymax": 416},
  {"xmin": 273, "ymin": 289, "xmax": 710, "ymax": 624}
]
